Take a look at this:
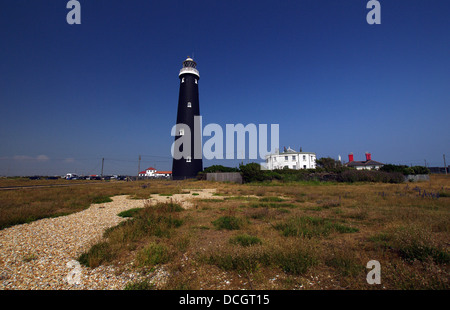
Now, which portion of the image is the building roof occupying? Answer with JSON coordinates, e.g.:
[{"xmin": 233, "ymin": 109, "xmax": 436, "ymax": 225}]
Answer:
[
  {"xmin": 156, "ymin": 171, "xmax": 172, "ymax": 174},
  {"xmin": 346, "ymin": 160, "xmax": 384, "ymax": 167},
  {"xmin": 146, "ymin": 167, "xmax": 156, "ymax": 171}
]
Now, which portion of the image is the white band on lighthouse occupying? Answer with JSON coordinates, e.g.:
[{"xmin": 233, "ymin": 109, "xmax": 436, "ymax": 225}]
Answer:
[{"xmin": 179, "ymin": 67, "xmax": 200, "ymax": 78}]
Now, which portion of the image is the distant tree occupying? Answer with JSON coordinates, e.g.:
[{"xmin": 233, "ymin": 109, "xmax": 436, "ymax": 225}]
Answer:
[
  {"xmin": 239, "ymin": 163, "xmax": 265, "ymax": 183},
  {"xmin": 380, "ymin": 164, "xmax": 429, "ymax": 175},
  {"xmin": 316, "ymin": 157, "xmax": 342, "ymax": 171},
  {"xmin": 203, "ymin": 165, "xmax": 239, "ymax": 173}
]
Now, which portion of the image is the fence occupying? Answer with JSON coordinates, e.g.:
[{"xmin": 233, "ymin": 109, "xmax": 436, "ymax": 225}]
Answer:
[
  {"xmin": 404, "ymin": 174, "xmax": 430, "ymax": 182},
  {"xmin": 206, "ymin": 172, "xmax": 243, "ymax": 184}
]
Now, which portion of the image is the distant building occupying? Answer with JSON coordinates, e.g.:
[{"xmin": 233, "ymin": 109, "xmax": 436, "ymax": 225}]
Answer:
[
  {"xmin": 155, "ymin": 171, "xmax": 172, "ymax": 178},
  {"xmin": 138, "ymin": 167, "xmax": 157, "ymax": 177},
  {"xmin": 265, "ymin": 147, "xmax": 317, "ymax": 170},
  {"xmin": 344, "ymin": 152, "xmax": 384, "ymax": 170},
  {"xmin": 139, "ymin": 167, "xmax": 172, "ymax": 178}
]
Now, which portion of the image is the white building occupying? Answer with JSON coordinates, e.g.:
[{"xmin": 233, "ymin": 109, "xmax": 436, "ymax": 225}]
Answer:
[
  {"xmin": 344, "ymin": 152, "xmax": 384, "ymax": 170},
  {"xmin": 138, "ymin": 167, "xmax": 157, "ymax": 177},
  {"xmin": 154, "ymin": 171, "xmax": 172, "ymax": 178},
  {"xmin": 139, "ymin": 167, "xmax": 173, "ymax": 178},
  {"xmin": 265, "ymin": 147, "xmax": 316, "ymax": 170}
]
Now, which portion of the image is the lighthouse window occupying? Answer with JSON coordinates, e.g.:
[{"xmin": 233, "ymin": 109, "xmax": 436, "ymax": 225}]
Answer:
[
  {"xmin": 187, "ymin": 102, "xmax": 192, "ymax": 108},
  {"xmin": 195, "ymin": 79, "xmax": 198, "ymax": 84},
  {"xmin": 181, "ymin": 78, "xmax": 185, "ymax": 83},
  {"xmin": 179, "ymin": 129, "xmax": 184, "ymax": 136},
  {"xmin": 186, "ymin": 156, "xmax": 191, "ymax": 163}
]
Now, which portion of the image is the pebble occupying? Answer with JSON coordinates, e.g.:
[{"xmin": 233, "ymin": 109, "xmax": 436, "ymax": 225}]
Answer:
[{"xmin": 0, "ymin": 195, "xmax": 148, "ymax": 290}]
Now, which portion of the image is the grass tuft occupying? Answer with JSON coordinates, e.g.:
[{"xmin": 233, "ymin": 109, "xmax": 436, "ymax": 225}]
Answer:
[
  {"xmin": 229, "ymin": 234, "xmax": 262, "ymax": 247},
  {"xmin": 274, "ymin": 216, "xmax": 358, "ymax": 238},
  {"xmin": 212, "ymin": 216, "xmax": 245, "ymax": 230}
]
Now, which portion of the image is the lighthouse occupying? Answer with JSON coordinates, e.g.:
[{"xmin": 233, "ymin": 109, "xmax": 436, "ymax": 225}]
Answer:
[{"xmin": 172, "ymin": 57, "xmax": 203, "ymax": 180}]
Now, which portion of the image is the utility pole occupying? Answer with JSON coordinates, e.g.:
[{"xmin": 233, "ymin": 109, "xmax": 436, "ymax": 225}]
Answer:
[
  {"xmin": 444, "ymin": 154, "xmax": 448, "ymax": 175},
  {"xmin": 138, "ymin": 155, "xmax": 141, "ymax": 179},
  {"xmin": 101, "ymin": 158, "xmax": 104, "ymax": 178}
]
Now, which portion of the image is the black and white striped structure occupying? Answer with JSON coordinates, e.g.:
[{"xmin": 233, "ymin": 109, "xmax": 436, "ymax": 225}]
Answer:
[{"xmin": 172, "ymin": 57, "xmax": 203, "ymax": 180}]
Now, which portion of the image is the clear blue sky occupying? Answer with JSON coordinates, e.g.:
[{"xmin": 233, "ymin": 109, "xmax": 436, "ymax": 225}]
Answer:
[{"xmin": 1, "ymin": 0, "xmax": 449, "ymax": 176}]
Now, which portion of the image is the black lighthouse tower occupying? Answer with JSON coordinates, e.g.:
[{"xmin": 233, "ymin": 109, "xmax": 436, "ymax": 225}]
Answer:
[{"xmin": 172, "ymin": 57, "xmax": 203, "ymax": 180}]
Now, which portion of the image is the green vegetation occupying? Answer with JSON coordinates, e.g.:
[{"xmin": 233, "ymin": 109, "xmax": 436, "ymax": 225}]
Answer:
[
  {"xmin": 370, "ymin": 227, "xmax": 450, "ymax": 265},
  {"xmin": 229, "ymin": 234, "xmax": 262, "ymax": 247},
  {"xmin": 274, "ymin": 216, "xmax": 359, "ymax": 238},
  {"xmin": 135, "ymin": 242, "xmax": 170, "ymax": 267},
  {"xmin": 212, "ymin": 216, "xmax": 245, "ymax": 230},
  {"xmin": 2, "ymin": 175, "xmax": 449, "ymax": 290},
  {"xmin": 380, "ymin": 164, "xmax": 430, "ymax": 175},
  {"xmin": 91, "ymin": 195, "xmax": 113, "ymax": 204},
  {"xmin": 237, "ymin": 162, "xmax": 406, "ymax": 184},
  {"xmin": 78, "ymin": 201, "xmax": 184, "ymax": 268},
  {"xmin": 117, "ymin": 208, "xmax": 142, "ymax": 218}
]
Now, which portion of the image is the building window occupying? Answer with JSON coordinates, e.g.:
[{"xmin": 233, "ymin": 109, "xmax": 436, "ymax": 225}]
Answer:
[
  {"xmin": 179, "ymin": 129, "xmax": 184, "ymax": 136},
  {"xmin": 293, "ymin": 165, "xmax": 296, "ymax": 169},
  {"xmin": 285, "ymin": 156, "xmax": 288, "ymax": 161},
  {"xmin": 292, "ymin": 156, "xmax": 296, "ymax": 161},
  {"xmin": 186, "ymin": 156, "xmax": 191, "ymax": 163},
  {"xmin": 303, "ymin": 155, "xmax": 306, "ymax": 161},
  {"xmin": 303, "ymin": 165, "xmax": 307, "ymax": 169},
  {"xmin": 187, "ymin": 102, "xmax": 192, "ymax": 108}
]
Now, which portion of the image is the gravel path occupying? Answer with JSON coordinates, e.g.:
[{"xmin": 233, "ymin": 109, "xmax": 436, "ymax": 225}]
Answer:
[
  {"xmin": 0, "ymin": 189, "xmax": 219, "ymax": 290},
  {"xmin": 0, "ymin": 195, "xmax": 149, "ymax": 290}
]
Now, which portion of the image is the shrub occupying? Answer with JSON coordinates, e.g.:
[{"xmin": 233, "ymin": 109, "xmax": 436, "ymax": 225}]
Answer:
[
  {"xmin": 239, "ymin": 163, "xmax": 265, "ymax": 183},
  {"xmin": 205, "ymin": 241, "xmax": 317, "ymax": 275},
  {"xmin": 274, "ymin": 247, "xmax": 317, "ymax": 275},
  {"xmin": 79, "ymin": 202, "xmax": 184, "ymax": 268},
  {"xmin": 206, "ymin": 248, "xmax": 262, "ymax": 273},
  {"xmin": 212, "ymin": 216, "xmax": 244, "ymax": 230},
  {"xmin": 259, "ymin": 196, "xmax": 287, "ymax": 202},
  {"xmin": 229, "ymin": 234, "xmax": 262, "ymax": 247},
  {"xmin": 380, "ymin": 164, "xmax": 429, "ymax": 175},
  {"xmin": 338, "ymin": 170, "xmax": 404, "ymax": 183},
  {"xmin": 203, "ymin": 165, "xmax": 240, "ymax": 173},
  {"xmin": 78, "ymin": 242, "xmax": 113, "ymax": 267},
  {"xmin": 274, "ymin": 216, "xmax": 358, "ymax": 238},
  {"xmin": 117, "ymin": 208, "xmax": 142, "ymax": 218},
  {"xmin": 371, "ymin": 227, "xmax": 450, "ymax": 264},
  {"xmin": 326, "ymin": 252, "xmax": 364, "ymax": 276},
  {"xmin": 91, "ymin": 195, "xmax": 113, "ymax": 204},
  {"xmin": 135, "ymin": 242, "xmax": 170, "ymax": 267}
]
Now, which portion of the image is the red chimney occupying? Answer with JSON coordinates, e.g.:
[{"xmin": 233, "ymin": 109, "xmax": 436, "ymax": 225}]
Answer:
[
  {"xmin": 365, "ymin": 152, "xmax": 371, "ymax": 161},
  {"xmin": 348, "ymin": 153, "xmax": 354, "ymax": 162}
]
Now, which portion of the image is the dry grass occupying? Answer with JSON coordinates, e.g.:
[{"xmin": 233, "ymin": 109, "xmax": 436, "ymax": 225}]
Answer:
[{"xmin": 1, "ymin": 175, "xmax": 449, "ymax": 290}]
